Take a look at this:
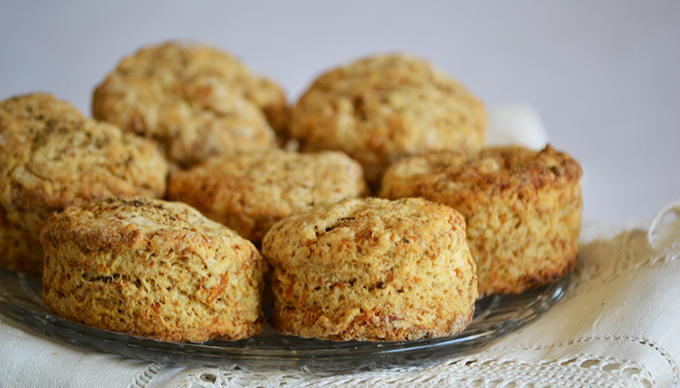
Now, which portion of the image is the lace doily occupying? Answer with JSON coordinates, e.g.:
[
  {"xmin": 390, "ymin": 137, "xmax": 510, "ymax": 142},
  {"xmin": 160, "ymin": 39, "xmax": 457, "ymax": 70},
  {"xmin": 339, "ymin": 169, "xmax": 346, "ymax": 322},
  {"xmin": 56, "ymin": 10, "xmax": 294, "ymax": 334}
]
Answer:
[{"xmin": 135, "ymin": 201, "xmax": 680, "ymax": 388}]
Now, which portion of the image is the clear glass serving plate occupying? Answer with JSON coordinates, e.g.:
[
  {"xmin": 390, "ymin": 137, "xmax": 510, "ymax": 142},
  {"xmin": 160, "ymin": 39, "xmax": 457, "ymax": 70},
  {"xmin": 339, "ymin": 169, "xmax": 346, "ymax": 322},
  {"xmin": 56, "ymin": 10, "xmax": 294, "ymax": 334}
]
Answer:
[{"xmin": 0, "ymin": 267, "xmax": 568, "ymax": 371}]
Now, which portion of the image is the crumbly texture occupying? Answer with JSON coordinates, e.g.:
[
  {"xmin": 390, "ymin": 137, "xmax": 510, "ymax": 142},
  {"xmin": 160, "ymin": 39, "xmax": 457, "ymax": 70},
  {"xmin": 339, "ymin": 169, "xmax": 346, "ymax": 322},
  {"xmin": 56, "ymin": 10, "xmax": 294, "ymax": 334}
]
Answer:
[
  {"xmin": 92, "ymin": 41, "xmax": 288, "ymax": 167},
  {"xmin": 262, "ymin": 197, "xmax": 478, "ymax": 341},
  {"xmin": 0, "ymin": 206, "xmax": 42, "ymax": 278},
  {"xmin": 41, "ymin": 197, "xmax": 266, "ymax": 342},
  {"xmin": 0, "ymin": 93, "xmax": 169, "ymax": 277},
  {"xmin": 168, "ymin": 150, "xmax": 369, "ymax": 245},
  {"xmin": 290, "ymin": 53, "xmax": 487, "ymax": 189},
  {"xmin": 380, "ymin": 145, "xmax": 583, "ymax": 296}
]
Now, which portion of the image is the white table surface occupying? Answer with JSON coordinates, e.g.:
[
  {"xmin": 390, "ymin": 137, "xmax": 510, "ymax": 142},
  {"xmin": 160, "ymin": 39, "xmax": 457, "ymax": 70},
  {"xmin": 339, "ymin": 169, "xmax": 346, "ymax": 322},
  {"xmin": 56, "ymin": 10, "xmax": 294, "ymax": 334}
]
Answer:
[{"xmin": 1, "ymin": 3, "xmax": 679, "ymax": 386}]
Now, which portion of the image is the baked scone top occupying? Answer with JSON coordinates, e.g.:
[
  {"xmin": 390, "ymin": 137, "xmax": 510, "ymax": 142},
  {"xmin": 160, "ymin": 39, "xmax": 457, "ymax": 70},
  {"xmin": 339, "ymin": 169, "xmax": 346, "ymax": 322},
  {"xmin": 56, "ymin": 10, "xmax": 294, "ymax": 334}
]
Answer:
[
  {"xmin": 92, "ymin": 41, "xmax": 287, "ymax": 166},
  {"xmin": 40, "ymin": 197, "xmax": 254, "ymax": 255},
  {"xmin": 168, "ymin": 149, "xmax": 368, "ymax": 244},
  {"xmin": 290, "ymin": 53, "xmax": 487, "ymax": 186},
  {"xmin": 380, "ymin": 145, "xmax": 583, "ymax": 214},
  {"xmin": 263, "ymin": 197, "xmax": 469, "ymax": 268},
  {"xmin": 0, "ymin": 93, "xmax": 169, "ymax": 234}
]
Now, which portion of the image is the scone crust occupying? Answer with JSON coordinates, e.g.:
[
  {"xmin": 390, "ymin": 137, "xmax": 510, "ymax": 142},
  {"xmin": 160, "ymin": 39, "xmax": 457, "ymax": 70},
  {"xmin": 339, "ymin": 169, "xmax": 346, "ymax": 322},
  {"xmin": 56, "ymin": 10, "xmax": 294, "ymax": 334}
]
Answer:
[
  {"xmin": 0, "ymin": 206, "xmax": 42, "ymax": 278},
  {"xmin": 92, "ymin": 41, "xmax": 287, "ymax": 166},
  {"xmin": 380, "ymin": 145, "xmax": 583, "ymax": 296},
  {"xmin": 0, "ymin": 93, "xmax": 169, "ymax": 276},
  {"xmin": 290, "ymin": 53, "xmax": 487, "ymax": 187},
  {"xmin": 41, "ymin": 197, "xmax": 266, "ymax": 342},
  {"xmin": 168, "ymin": 150, "xmax": 369, "ymax": 244},
  {"xmin": 262, "ymin": 197, "xmax": 478, "ymax": 341}
]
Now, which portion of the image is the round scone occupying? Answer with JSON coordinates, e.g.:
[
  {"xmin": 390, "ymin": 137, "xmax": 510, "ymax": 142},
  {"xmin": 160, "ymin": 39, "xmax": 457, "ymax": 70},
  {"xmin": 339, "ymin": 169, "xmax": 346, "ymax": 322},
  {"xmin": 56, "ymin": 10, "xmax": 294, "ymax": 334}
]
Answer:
[
  {"xmin": 290, "ymin": 53, "xmax": 487, "ymax": 189},
  {"xmin": 0, "ymin": 93, "xmax": 169, "ymax": 278},
  {"xmin": 380, "ymin": 145, "xmax": 583, "ymax": 296},
  {"xmin": 41, "ymin": 197, "xmax": 266, "ymax": 342},
  {"xmin": 168, "ymin": 149, "xmax": 369, "ymax": 245},
  {"xmin": 92, "ymin": 41, "xmax": 288, "ymax": 167},
  {"xmin": 262, "ymin": 197, "xmax": 478, "ymax": 341}
]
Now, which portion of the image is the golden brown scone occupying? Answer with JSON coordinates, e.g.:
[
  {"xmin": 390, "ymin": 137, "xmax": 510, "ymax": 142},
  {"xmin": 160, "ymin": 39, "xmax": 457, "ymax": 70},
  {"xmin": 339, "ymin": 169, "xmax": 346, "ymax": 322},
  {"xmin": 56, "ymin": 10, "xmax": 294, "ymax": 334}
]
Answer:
[
  {"xmin": 168, "ymin": 149, "xmax": 369, "ymax": 245},
  {"xmin": 41, "ymin": 197, "xmax": 266, "ymax": 342},
  {"xmin": 290, "ymin": 53, "xmax": 487, "ymax": 189},
  {"xmin": 262, "ymin": 197, "xmax": 478, "ymax": 341},
  {"xmin": 0, "ymin": 93, "xmax": 169, "ymax": 277},
  {"xmin": 380, "ymin": 145, "xmax": 583, "ymax": 296},
  {"xmin": 92, "ymin": 41, "xmax": 288, "ymax": 166}
]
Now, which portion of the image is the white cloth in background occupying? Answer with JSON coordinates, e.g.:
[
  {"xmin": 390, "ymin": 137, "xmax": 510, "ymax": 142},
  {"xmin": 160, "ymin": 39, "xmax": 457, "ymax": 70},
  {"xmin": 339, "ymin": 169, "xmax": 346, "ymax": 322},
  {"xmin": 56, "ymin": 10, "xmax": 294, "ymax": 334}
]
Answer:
[
  {"xmin": 486, "ymin": 103, "xmax": 549, "ymax": 150},
  {"xmin": 3, "ymin": 104, "xmax": 679, "ymax": 387}
]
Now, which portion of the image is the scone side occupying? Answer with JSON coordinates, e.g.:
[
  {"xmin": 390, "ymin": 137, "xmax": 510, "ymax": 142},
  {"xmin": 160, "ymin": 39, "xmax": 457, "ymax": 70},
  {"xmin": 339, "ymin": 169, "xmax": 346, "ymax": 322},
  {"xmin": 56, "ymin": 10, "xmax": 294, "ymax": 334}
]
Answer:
[
  {"xmin": 465, "ymin": 181, "xmax": 582, "ymax": 295},
  {"xmin": 0, "ymin": 205, "xmax": 43, "ymax": 278},
  {"xmin": 380, "ymin": 145, "xmax": 583, "ymax": 296},
  {"xmin": 40, "ymin": 198, "xmax": 266, "ymax": 342},
  {"xmin": 0, "ymin": 93, "xmax": 170, "ymax": 277},
  {"xmin": 262, "ymin": 197, "xmax": 478, "ymax": 341}
]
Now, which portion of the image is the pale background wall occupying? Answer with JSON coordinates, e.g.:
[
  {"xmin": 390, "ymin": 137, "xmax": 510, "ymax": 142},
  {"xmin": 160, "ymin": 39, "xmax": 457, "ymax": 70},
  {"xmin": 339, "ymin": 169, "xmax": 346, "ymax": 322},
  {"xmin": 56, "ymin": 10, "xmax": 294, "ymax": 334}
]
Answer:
[{"xmin": 1, "ymin": 1, "xmax": 678, "ymax": 225}]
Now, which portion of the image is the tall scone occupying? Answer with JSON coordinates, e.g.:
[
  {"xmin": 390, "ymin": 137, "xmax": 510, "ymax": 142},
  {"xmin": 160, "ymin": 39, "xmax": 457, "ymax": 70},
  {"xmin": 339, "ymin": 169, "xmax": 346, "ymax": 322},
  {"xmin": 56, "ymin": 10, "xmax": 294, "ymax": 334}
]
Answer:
[
  {"xmin": 92, "ymin": 41, "xmax": 289, "ymax": 167},
  {"xmin": 0, "ymin": 93, "xmax": 169, "ymax": 278},
  {"xmin": 168, "ymin": 149, "xmax": 369, "ymax": 245},
  {"xmin": 380, "ymin": 145, "xmax": 583, "ymax": 296},
  {"xmin": 290, "ymin": 53, "xmax": 487, "ymax": 189},
  {"xmin": 262, "ymin": 197, "xmax": 478, "ymax": 341},
  {"xmin": 41, "ymin": 197, "xmax": 266, "ymax": 343}
]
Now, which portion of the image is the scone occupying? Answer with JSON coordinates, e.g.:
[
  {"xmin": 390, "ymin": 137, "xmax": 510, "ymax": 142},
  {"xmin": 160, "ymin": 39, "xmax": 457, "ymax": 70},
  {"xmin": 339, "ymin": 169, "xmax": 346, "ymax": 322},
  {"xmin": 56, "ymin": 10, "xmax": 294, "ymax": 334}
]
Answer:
[
  {"xmin": 168, "ymin": 149, "xmax": 369, "ymax": 245},
  {"xmin": 262, "ymin": 197, "xmax": 478, "ymax": 341},
  {"xmin": 41, "ymin": 197, "xmax": 266, "ymax": 342},
  {"xmin": 380, "ymin": 145, "xmax": 583, "ymax": 296},
  {"xmin": 92, "ymin": 41, "xmax": 288, "ymax": 167},
  {"xmin": 0, "ymin": 93, "xmax": 169, "ymax": 278},
  {"xmin": 290, "ymin": 53, "xmax": 487, "ymax": 189},
  {"xmin": 0, "ymin": 207, "xmax": 39, "ymax": 277}
]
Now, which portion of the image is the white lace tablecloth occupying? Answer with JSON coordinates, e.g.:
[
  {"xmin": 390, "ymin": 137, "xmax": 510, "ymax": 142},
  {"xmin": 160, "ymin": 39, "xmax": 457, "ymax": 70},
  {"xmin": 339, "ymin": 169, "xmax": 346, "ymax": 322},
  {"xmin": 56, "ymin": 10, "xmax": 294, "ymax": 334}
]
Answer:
[{"xmin": 1, "ymin": 105, "xmax": 679, "ymax": 387}]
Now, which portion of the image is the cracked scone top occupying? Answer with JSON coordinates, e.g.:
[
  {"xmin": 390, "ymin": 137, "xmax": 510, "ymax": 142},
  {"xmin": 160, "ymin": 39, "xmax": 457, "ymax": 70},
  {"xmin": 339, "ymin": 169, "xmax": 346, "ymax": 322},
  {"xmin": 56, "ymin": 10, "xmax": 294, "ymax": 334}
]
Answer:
[
  {"xmin": 0, "ymin": 93, "xmax": 169, "ymax": 277},
  {"xmin": 168, "ymin": 149, "xmax": 369, "ymax": 245},
  {"xmin": 41, "ymin": 197, "xmax": 266, "ymax": 342},
  {"xmin": 92, "ymin": 41, "xmax": 289, "ymax": 167},
  {"xmin": 290, "ymin": 53, "xmax": 487, "ymax": 189},
  {"xmin": 262, "ymin": 197, "xmax": 478, "ymax": 341},
  {"xmin": 380, "ymin": 145, "xmax": 583, "ymax": 296}
]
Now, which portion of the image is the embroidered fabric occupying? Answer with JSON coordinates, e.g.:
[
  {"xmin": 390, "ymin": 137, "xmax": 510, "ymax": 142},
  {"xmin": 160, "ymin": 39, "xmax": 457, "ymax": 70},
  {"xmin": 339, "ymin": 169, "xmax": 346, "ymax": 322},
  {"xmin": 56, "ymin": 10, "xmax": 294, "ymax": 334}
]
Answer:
[{"xmin": 147, "ymin": 202, "xmax": 680, "ymax": 388}]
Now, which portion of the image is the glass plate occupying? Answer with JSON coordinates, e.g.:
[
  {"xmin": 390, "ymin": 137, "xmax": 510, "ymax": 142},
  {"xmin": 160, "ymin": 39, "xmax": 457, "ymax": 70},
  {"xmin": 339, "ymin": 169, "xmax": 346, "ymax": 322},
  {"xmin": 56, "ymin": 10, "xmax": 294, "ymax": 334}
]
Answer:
[{"xmin": 0, "ymin": 267, "xmax": 568, "ymax": 371}]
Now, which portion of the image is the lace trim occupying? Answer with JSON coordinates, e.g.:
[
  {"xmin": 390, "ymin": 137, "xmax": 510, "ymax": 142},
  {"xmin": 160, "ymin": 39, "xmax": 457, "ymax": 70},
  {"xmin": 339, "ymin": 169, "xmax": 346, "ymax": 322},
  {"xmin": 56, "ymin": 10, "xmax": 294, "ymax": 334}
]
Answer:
[
  {"xmin": 480, "ymin": 336, "xmax": 679, "ymax": 384},
  {"xmin": 128, "ymin": 363, "xmax": 162, "ymax": 388},
  {"xmin": 178, "ymin": 354, "xmax": 655, "ymax": 388},
  {"xmin": 444, "ymin": 355, "xmax": 655, "ymax": 388},
  {"xmin": 566, "ymin": 216, "xmax": 680, "ymax": 299}
]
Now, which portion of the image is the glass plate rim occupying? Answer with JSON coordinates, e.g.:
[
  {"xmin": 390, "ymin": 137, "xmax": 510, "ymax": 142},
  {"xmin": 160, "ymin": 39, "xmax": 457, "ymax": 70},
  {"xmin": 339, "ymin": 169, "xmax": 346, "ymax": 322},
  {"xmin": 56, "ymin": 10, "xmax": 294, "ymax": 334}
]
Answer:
[{"xmin": 0, "ymin": 267, "xmax": 569, "ymax": 370}]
